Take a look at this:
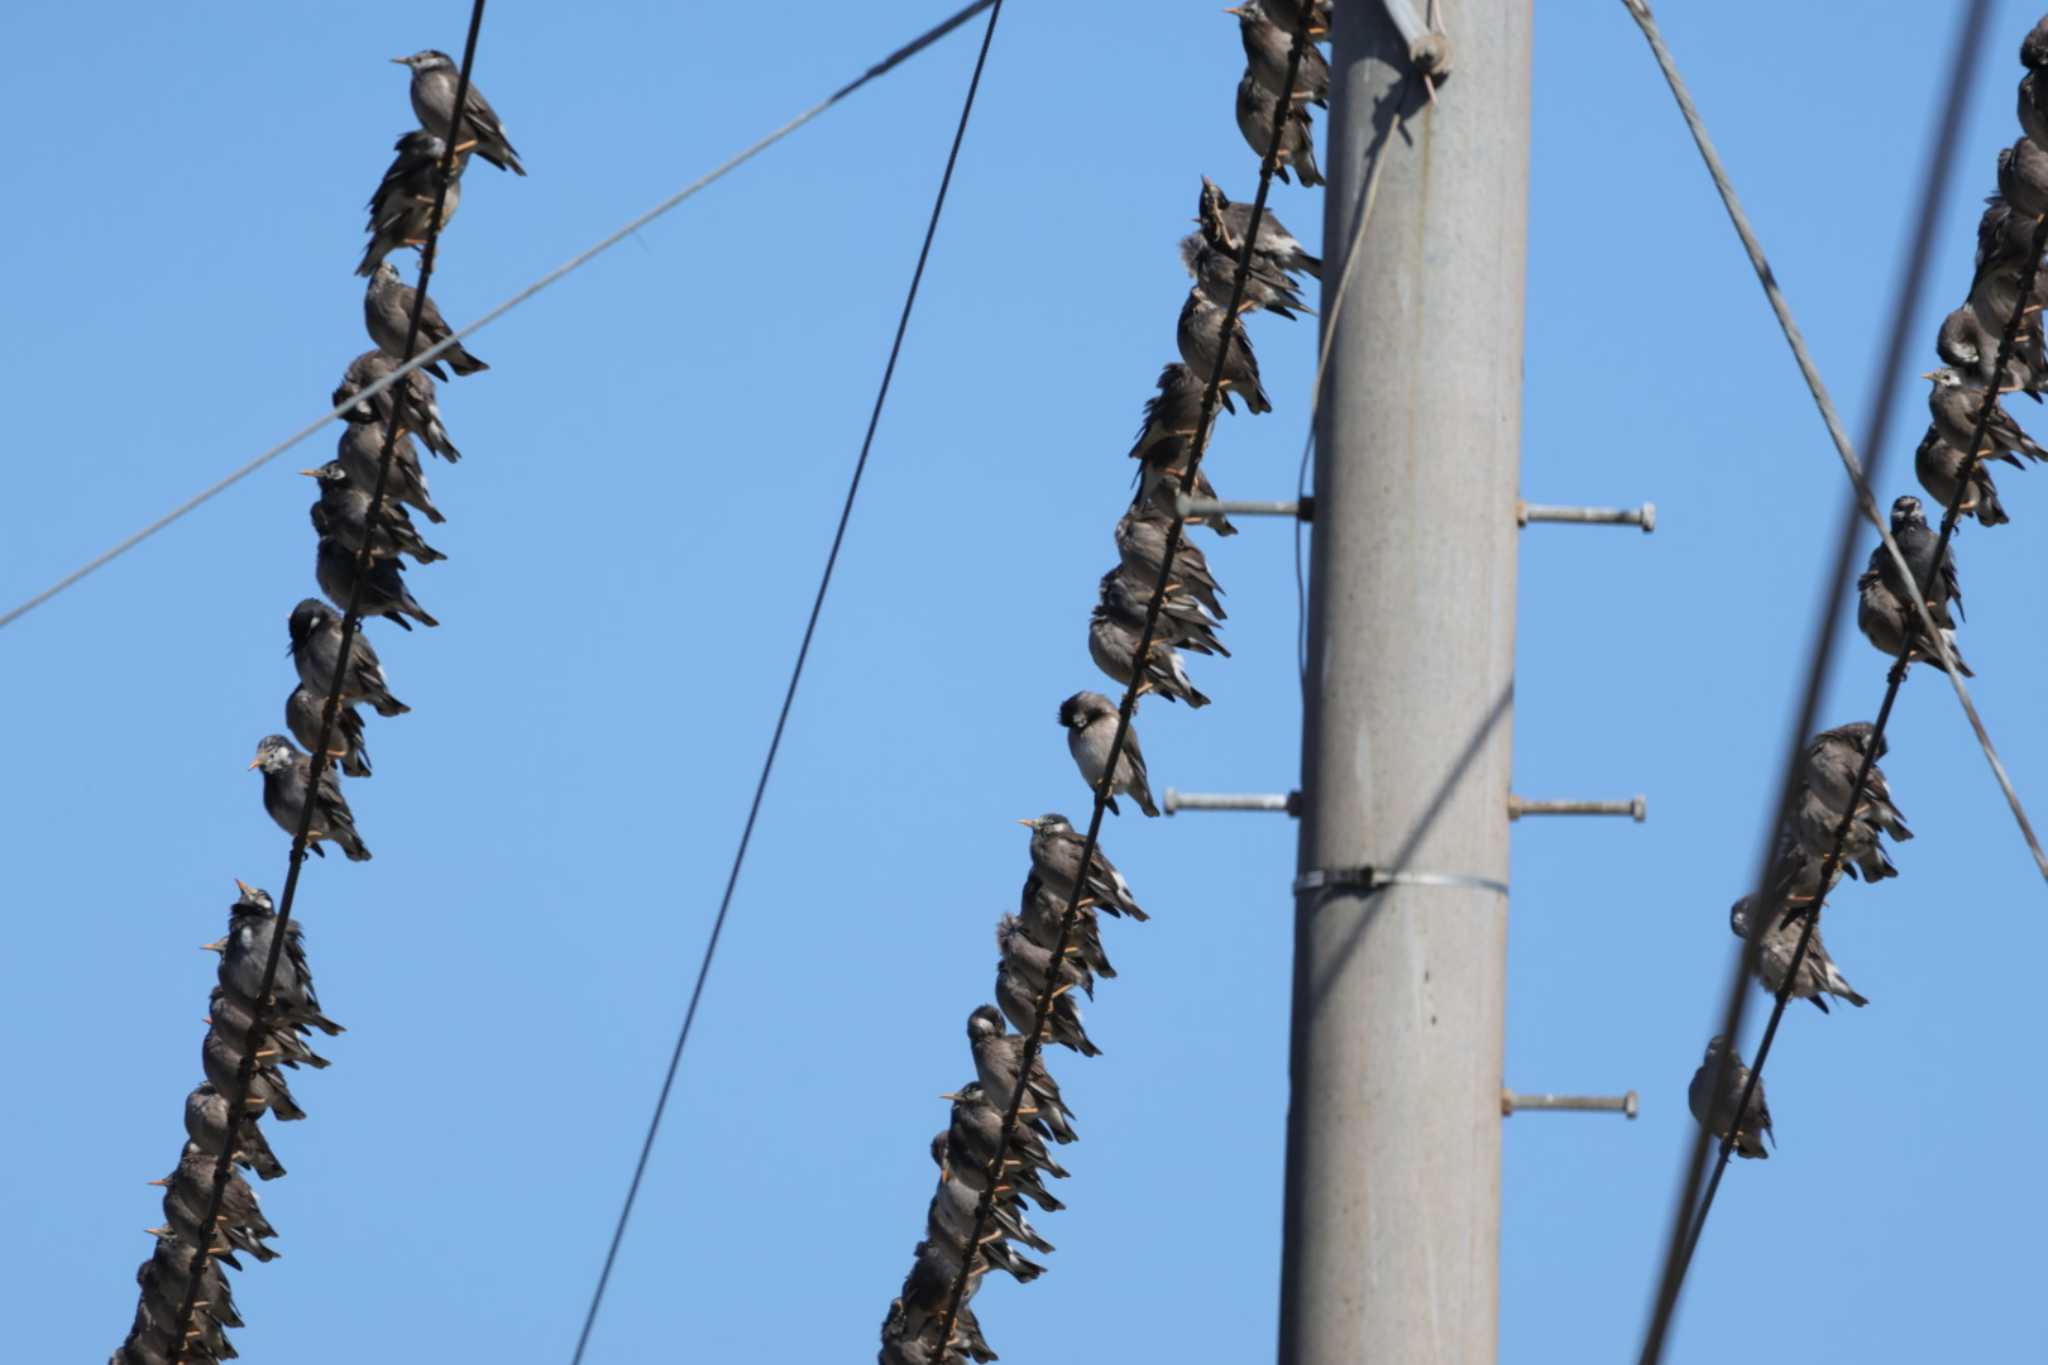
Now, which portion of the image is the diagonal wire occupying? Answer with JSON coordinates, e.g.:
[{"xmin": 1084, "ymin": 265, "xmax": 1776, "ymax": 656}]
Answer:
[
  {"xmin": 1295, "ymin": 73, "xmax": 1416, "ymax": 683},
  {"xmin": 563, "ymin": 8, "xmax": 1003, "ymax": 1363},
  {"xmin": 162, "ymin": 2, "xmax": 492, "ymax": 1358},
  {"xmin": 926, "ymin": 23, "xmax": 1317, "ymax": 1358},
  {"xmin": 1621, "ymin": 1, "xmax": 2017, "ymax": 1360},
  {"xmin": 0, "ymin": 0, "xmax": 999, "ymax": 635}
]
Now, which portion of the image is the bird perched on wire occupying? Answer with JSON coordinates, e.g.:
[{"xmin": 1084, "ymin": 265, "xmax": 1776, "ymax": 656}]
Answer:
[
  {"xmin": 1687, "ymin": 1035, "xmax": 1773, "ymax": 1159},
  {"xmin": 994, "ymin": 916, "xmax": 1100, "ymax": 1056},
  {"xmin": 1936, "ymin": 302, "xmax": 2036, "ymax": 399},
  {"xmin": 1925, "ymin": 366, "xmax": 2048, "ymax": 461},
  {"xmin": 966, "ymin": 1003, "xmax": 1079, "ymax": 1144},
  {"xmin": 1790, "ymin": 784, "xmax": 1898, "ymax": 883},
  {"xmin": 1857, "ymin": 498, "xmax": 1971, "ymax": 677},
  {"xmin": 2000, "ymin": 137, "xmax": 2048, "ymax": 221},
  {"xmin": 249, "ymin": 735, "xmax": 373, "ymax": 860},
  {"xmin": 1235, "ymin": 73, "xmax": 1322, "ymax": 185},
  {"xmin": 303, "ymin": 461, "xmax": 446, "ymax": 565},
  {"xmin": 1090, "ymin": 588, "xmax": 1212, "ymax": 707},
  {"xmin": 924, "ymin": 1154, "xmax": 1049, "ymax": 1283},
  {"xmin": 286, "ymin": 683, "xmax": 372, "ymax": 778},
  {"xmin": 929, "ymin": 1132, "xmax": 1055, "ymax": 1251},
  {"xmin": 1117, "ymin": 508, "xmax": 1226, "ymax": 618},
  {"xmin": 152, "ymin": 1143, "xmax": 279, "ymax": 1265},
  {"xmin": 136, "ymin": 1230, "xmax": 241, "ymax": 1353},
  {"xmin": 1126, "ymin": 363, "xmax": 1238, "ymax": 535},
  {"xmin": 2021, "ymin": 37, "xmax": 2048, "ymax": 150},
  {"xmin": 394, "ymin": 49, "xmax": 526, "ymax": 175},
  {"xmin": 1728, "ymin": 896, "xmax": 1869, "ymax": 1013},
  {"xmin": 358, "ymin": 129, "xmax": 469, "ymax": 277},
  {"xmin": 1762, "ymin": 822, "xmax": 1845, "ymax": 912},
  {"xmin": 1229, "ymin": 0, "xmax": 1331, "ymax": 107},
  {"xmin": 1102, "ymin": 569, "xmax": 1229, "ymax": 658},
  {"xmin": 289, "ymin": 598, "xmax": 410, "ymax": 718},
  {"xmin": 208, "ymin": 984, "xmax": 333, "ymax": 1070},
  {"xmin": 333, "ymin": 423, "xmax": 447, "ymax": 528},
  {"xmin": 211, "ymin": 881, "xmax": 342, "ymax": 1034},
  {"xmin": 183, "ymin": 1083, "xmax": 286, "ymax": 1181},
  {"xmin": 1059, "ymin": 690, "xmax": 1159, "ymax": 817},
  {"xmin": 1802, "ymin": 722, "xmax": 1912, "ymax": 843},
  {"xmin": 334, "ymin": 349, "xmax": 462, "ymax": 463},
  {"xmin": 315, "ymin": 532, "xmax": 440, "ymax": 631},
  {"xmin": 1180, "ymin": 232, "xmax": 1312, "ymax": 319},
  {"xmin": 201, "ymin": 1023, "xmax": 308, "ymax": 1122},
  {"xmin": 1018, "ymin": 872, "xmax": 1116, "ymax": 983},
  {"xmin": 940, "ymin": 1080, "xmax": 1069, "ymax": 1211},
  {"xmin": 1914, "ymin": 424, "xmax": 2013, "ymax": 527},
  {"xmin": 1178, "ymin": 288, "xmax": 1273, "ymax": 413},
  {"xmin": 364, "ymin": 260, "xmax": 489, "ymax": 378},
  {"xmin": 1198, "ymin": 175, "xmax": 1321, "ymax": 280},
  {"xmin": 1019, "ymin": 812, "xmax": 1147, "ymax": 919}
]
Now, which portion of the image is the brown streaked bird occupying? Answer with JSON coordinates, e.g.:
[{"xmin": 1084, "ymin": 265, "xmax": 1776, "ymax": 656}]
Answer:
[
  {"xmin": 1234, "ymin": 73, "xmax": 1323, "ymax": 185},
  {"xmin": 1228, "ymin": 0, "xmax": 1331, "ymax": 106},
  {"xmin": 1177, "ymin": 289, "xmax": 1273, "ymax": 413},
  {"xmin": 1687, "ymin": 1035, "xmax": 1772, "ymax": 1159}
]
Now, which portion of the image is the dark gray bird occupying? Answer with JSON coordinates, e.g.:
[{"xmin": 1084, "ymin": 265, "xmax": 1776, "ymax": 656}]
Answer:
[
  {"xmin": 929, "ymin": 1132, "xmax": 1054, "ymax": 1251},
  {"xmin": 1090, "ymin": 592, "xmax": 1211, "ymax": 707},
  {"xmin": 1235, "ymin": 73, "xmax": 1322, "ymax": 186},
  {"xmin": 1103, "ymin": 568, "xmax": 1229, "ymax": 657},
  {"xmin": 142, "ymin": 1228, "xmax": 243, "ymax": 1328},
  {"xmin": 1198, "ymin": 175, "xmax": 1320, "ymax": 279},
  {"xmin": 924, "ymin": 1170, "xmax": 1047, "ymax": 1283},
  {"xmin": 1764, "ymin": 824, "xmax": 1845, "ymax": 911},
  {"xmin": 316, "ymin": 534, "xmax": 440, "ymax": 631},
  {"xmin": 941, "ymin": 1080, "xmax": 1069, "ymax": 1210},
  {"xmin": 249, "ymin": 734, "xmax": 373, "ymax": 860},
  {"xmin": 183, "ymin": 1083, "xmax": 285, "ymax": 1181},
  {"xmin": 1134, "ymin": 460, "xmax": 1237, "ymax": 537},
  {"xmin": 1857, "ymin": 501, "xmax": 1972, "ymax": 677},
  {"xmin": 364, "ymin": 260, "xmax": 488, "ymax": 377},
  {"xmin": 1129, "ymin": 362, "xmax": 1211, "ymax": 464},
  {"xmin": 1180, "ymin": 232, "xmax": 1312, "ymax": 318},
  {"xmin": 1178, "ymin": 288, "xmax": 1273, "ymax": 413},
  {"xmin": 1177, "ymin": 288, "xmax": 1272, "ymax": 414},
  {"xmin": 202, "ymin": 1024, "xmax": 308, "ymax": 1122},
  {"xmin": 1926, "ymin": 366, "xmax": 2048, "ymax": 461},
  {"xmin": 1018, "ymin": 872, "xmax": 1116, "ymax": 983},
  {"xmin": 997, "ymin": 908, "xmax": 1099, "ymax": 1001},
  {"xmin": 995, "ymin": 950, "xmax": 1100, "ymax": 1058},
  {"xmin": 1999, "ymin": 137, "xmax": 2048, "ymax": 220},
  {"xmin": 208, "ymin": 985, "xmax": 333, "ymax": 1069},
  {"xmin": 1914, "ymin": 424, "xmax": 2013, "ymax": 527},
  {"xmin": 2021, "ymin": 68, "xmax": 2048, "ymax": 152},
  {"xmin": 135, "ymin": 1248, "xmax": 241, "ymax": 1361},
  {"xmin": 2024, "ymin": 13, "xmax": 2048, "ymax": 69},
  {"xmin": 358, "ymin": 129, "xmax": 467, "ymax": 276},
  {"xmin": 1791, "ymin": 786, "xmax": 1897, "ymax": 883},
  {"xmin": 333, "ymin": 422, "xmax": 445, "ymax": 527},
  {"xmin": 212, "ymin": 881, "xmax": 342, "ymax": 1033},
  {"xmin": 1729, "ymin": 896, "xmax": 1869, "ymax": 1013},
  {"xmin": 1879, "ymin": 494, "xmax": 1965, "ymax": 627},
  {"xmin": 334, "ymin": 349, "xmax": 461, "ymax": 463},
  {"xmin": 289, "ymin": 598, "xmax": 410, "ymax": 718},
  {"xmin": 1936, "ymin": 304, "xmax": 2034, "ymax": 397},
  {"xmin": 302, "ymin": 461, "xmax": 446, "ymax": 564},
  {"xmin": 1687, "ymin": 1036, "xmax": 1773, "ymax": 1159},
  {"xmin": 395, "ymin": 50, "xmax": 526, "ymax": 175},
  {"xmin": 153, "ymin": 1143, "xmax": 279, "ymax": 1264},
  {"xmin": 1019, "ymin": 812, "xmax": 1146, "ymax": 919},
  {"xmin": 1059, "ymin": 690, "xmax": 1159, "ymax": 816},
  {"xmin": 967, "ymin": 1003, "xmax": 1079, "ymax": 1144},
  {"xmin": 1117, "ymin": 508, "xmax": 1226, "ymax": 617},
  {"xmin": 897, "ymin": 1236, "xmax": 983, "ymax": 1327},
  {"xmin": 285, "ymin": 683, "xmax": 372, "ymax": 779},
  {"xmin": 1802, "ymin": 722, "xmax": 1911, "ymax": 842},
  {"xmin": 1229, "ymin": 0, "xmax": 1331, "ymax": 106}
]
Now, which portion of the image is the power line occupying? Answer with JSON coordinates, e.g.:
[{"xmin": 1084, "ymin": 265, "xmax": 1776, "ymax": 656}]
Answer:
[
  {"xmin": 926, "ymin": 20, "xmax": 1319, "ymax": 1358},
  {"xmin": 1623, "ymin": 1, "xmax": 2003, "ymax": 1359},
  {"xmin": 161, "ymin": 2, "xmax": 493, "ymax": 1358},
  {"xmin": 0, "ymin": 0, "xmax": 999, "ymax": 636},
  {"xmin": 561, "ymin": 8, "xmax": 1003, "ymax": 1362}
]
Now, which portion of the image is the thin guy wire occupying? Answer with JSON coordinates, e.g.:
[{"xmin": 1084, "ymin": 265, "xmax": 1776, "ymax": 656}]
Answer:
[
  {"xmin": 1620, "ymin": 0, "xmax": 2047, "ymax": 879},
  {"xmin": 1669, "ymin": 164, "xmax": 2048, "ymax": 1350},
  {"xmin": 0, "ymin": 0, "xmax": 999, "ymax": 635},
  {"xmin": 1623, "ymin": 2, "xmax": 1996, "ymax": 1360},
  {"xmin": 161, "ymin": 4, "xmax": 491, "ymax": 1359},
  {"xmin": 927, "ymin": 25, "xmax": 1316, "ymax": 1357},
  {"xmin": 563, "ymin": 9, "xmax": 1003, "ymax": 1363},
  {"xmin": 1295, "ymin": 75, "xmax": 1414, "ymax": 683}
]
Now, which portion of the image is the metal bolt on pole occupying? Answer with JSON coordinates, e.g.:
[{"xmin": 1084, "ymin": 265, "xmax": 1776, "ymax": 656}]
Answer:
[{"xmin": 1279, "ymin": 3, "xmax": 1530, "ymax": 1363}]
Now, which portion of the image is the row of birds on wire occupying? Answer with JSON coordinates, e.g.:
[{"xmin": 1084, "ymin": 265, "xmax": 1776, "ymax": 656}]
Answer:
[
  {"xmin": 112, "ymin": 48, "xmax": 525, "ymax": 1365},
  {"xmin": 878, "ymin": 7, "xmax": 1330, "ymax": 1362},
  {"xmin": 1685, "ymin": 14, "xmax": 2048, "ymax": 1171}
]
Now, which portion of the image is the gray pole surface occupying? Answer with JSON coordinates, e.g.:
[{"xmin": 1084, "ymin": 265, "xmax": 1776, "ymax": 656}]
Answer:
[{"xmin": 1278, "ymin": 2, "xmax": 1529, "ymax": 1361}]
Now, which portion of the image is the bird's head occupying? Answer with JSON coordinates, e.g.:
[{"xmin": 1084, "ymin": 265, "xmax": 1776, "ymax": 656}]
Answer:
[
  {"xmin": 233, "ymin": 879, "xmax": 275, "ymax": 914},
  {"xmin": 1922, "ymin": 366, "xmax": 1966, "ymax": 389},
  {"xmin": 249, "ymin": 735, "xmax": 298, "ymax": 775},
  {"xmin": 967, "ymin": 1004, "xmax": 1005, "ymax": 1039},
  {"xmin": 391, "ymin": 50, "xmax": 455, "ymax": 73},
  {"xmin": 1890, "ymin": 494, "xmax": 1927, "ymax": 531}
]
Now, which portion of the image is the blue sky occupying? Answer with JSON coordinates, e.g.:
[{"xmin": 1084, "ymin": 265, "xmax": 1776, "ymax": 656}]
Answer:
[{"xmin": 4, "ymin": 1, "xmax": 2045, "ymax": 1361}]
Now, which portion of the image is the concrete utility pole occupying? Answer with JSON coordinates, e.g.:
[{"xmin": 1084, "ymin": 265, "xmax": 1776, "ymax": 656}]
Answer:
[{"xmin": 1278, "ymin": 2, "xmax": 1530, "ymax": 1362}]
